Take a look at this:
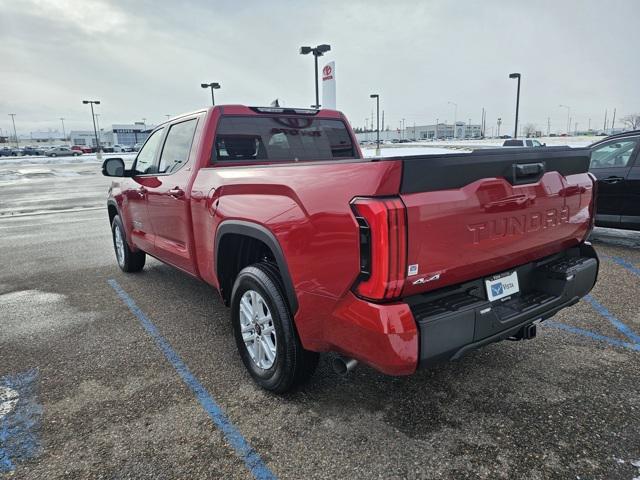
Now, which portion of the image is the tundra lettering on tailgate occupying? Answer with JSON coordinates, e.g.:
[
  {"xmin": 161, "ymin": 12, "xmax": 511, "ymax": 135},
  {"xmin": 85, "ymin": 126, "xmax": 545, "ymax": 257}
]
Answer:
[{"xmin": 467, "ymin": 206, "xmax": 570, "ymax": 245}]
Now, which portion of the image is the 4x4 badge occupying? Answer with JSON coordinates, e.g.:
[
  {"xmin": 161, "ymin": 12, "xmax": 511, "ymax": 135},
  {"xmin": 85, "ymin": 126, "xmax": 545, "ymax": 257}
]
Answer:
[{"xmin": 413, "ymin": 273, "xmax": 441, "ymax": 285}]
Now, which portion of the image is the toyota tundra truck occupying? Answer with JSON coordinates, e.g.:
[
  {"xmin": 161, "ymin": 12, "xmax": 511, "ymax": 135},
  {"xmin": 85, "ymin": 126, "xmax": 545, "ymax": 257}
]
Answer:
[{"xmin": 102, "ymin": 105, "xmax": 598, "ymax": 392}]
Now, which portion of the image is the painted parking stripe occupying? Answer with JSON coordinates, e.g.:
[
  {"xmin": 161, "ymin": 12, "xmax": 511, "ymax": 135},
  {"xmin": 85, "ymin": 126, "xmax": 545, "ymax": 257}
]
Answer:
[
  {"xmin": 583, "ymin": 294, "xmax": 640, "ymax": 344},
  {"xmin": 606, "ymin": 255, "xmax": 640, "ymax": 278},
  {"xmin": 108, "ymin": 279, "xmax": 277, "ymax": 480},
  {"xmin": 545, "ymin": 321, "xmax": 640, "ymax": 352}
]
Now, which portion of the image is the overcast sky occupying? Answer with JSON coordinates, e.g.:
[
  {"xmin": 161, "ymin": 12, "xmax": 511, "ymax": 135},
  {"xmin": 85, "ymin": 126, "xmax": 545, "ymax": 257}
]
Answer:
[{"xmin": 1, "ymin": 0, "xmax": 639, "ymax": 136}]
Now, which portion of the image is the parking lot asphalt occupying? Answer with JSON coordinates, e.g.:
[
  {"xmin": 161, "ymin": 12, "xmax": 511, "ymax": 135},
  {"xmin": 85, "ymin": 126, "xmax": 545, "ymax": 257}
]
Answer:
[{"xmin": 1, "ymin": 162, "xmax": 640, "ymax": 479}]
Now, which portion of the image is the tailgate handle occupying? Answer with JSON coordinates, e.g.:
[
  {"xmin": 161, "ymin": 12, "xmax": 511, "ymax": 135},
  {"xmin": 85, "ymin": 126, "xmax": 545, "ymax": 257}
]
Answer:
[{"xmin": 512, "ymin": 162, "xmax": 545, "ymax": 185}]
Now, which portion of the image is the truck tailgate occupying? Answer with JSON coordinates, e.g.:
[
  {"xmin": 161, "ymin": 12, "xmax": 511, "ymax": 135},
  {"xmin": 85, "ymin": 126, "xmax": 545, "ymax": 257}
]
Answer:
[{"xmin": 397, "ymin": 147, "xmax": 594, "ymax": 297}]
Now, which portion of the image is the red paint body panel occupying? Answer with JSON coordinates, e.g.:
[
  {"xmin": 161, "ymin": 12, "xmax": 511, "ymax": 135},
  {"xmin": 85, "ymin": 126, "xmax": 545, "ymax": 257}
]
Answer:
[{"xmin": 107, "ymin": 105, "xmax": 595, "ymax": 376}]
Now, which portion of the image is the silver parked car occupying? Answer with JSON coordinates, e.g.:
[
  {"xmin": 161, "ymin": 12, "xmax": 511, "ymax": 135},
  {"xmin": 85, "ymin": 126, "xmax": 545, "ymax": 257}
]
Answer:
[{"xmin": 45, "ymin": 146, "xmax": 81, "ymax": 157}]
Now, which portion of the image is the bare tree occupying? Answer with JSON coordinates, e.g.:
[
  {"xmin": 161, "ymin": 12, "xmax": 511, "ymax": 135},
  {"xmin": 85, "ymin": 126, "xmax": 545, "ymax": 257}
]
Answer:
[
  {"xmin": 523, "ymin": 123, "xmax": 537, "ymax": 137},
  {"xmin": 621, "ymin": 114, "xmax": 640, "ymax": 130}
]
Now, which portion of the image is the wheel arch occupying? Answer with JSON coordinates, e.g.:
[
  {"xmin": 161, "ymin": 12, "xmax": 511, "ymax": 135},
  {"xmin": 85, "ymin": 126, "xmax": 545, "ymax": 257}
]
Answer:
[
  {"xmin": 215, "ymin": 220, "xmax": 298, "ymax": 314},
  {"xmin": 107, "ymin": 200, "xmax": 119, "ymax": 226}
]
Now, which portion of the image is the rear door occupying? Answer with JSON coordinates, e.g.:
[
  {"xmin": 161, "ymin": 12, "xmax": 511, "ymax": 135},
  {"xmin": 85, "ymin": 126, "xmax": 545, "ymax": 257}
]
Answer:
[
  {"xmin": 123, "ymin": 128, "xmax": 165, "ymax": 253},
  {"xmin": 145, "ymin": 117, "xmax": 200, "ymax": 273},
  {"xmin": 589, "ymin": 137, "xmax": 639, "ymax": 227}
]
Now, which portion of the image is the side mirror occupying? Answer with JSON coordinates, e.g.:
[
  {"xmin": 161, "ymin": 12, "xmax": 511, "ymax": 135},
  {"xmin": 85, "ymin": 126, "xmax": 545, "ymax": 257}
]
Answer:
[
  {"xmin": 543, "ymin": 143, "xmax": 547, "ymax": 147},
  {"xmin": 102, "ymin": 157, "xmax": 126, "ymax": 177}
]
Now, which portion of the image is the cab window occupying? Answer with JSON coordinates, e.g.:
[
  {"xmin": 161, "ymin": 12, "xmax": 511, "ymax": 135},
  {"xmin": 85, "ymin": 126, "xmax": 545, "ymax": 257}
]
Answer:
[{"xmin": 133, "ymin": 129, "xmax": 164, "ymax": 175}]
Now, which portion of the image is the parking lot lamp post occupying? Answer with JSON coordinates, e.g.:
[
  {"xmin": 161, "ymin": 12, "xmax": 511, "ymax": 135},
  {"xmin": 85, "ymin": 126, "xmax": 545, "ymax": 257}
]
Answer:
[
  {"xmin": 448, "ymin": 101, "xmax": 457, "ymax": 138},
  {"xmin": 559, "ymin": 104, "xmax": 570, "ymax": 135},
  {"xmin": 509, "ymin": 73, "xmax": 521, "ymax": 138},
  {"xmin": 200, "ymin": 83, "xmax": 220, "ymax": 106},
  {"xmin": 60, "ymin": 117, "xmax": 66, "ymax": 142},
  {"xmin": 370, "ymin": 94, "xmax": 380, "ymax": 149},
  {"xmin": 8, "ymin": 113, "xmax": 18, "ymax": 148},
  {"xmin": 299, "ymin": 44, "xmax": 331, "ymax": 108},
  {"xmin": 82, "ymin": 100, "xmax": 101, "ymax": 160}
]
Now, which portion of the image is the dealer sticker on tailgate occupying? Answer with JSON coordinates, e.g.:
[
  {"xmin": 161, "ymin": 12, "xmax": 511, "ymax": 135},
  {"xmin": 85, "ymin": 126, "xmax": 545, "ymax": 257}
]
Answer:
[{"xmin": 485, "ymin": 271, "xmax": 520, "ymax": 302}]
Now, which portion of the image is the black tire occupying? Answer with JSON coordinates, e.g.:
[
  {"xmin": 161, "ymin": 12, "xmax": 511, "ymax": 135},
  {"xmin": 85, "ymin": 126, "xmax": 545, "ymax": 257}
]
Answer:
[
  {"xmin": 111, "ymin": 215, "xmax": 145, "ymax": 272},
  {"xmin": 50, "ymin": 153, "xmax": 57, "ymax": 157},
  {"xmin": 73, "ymin": 152, "xmax": 80, "ymax": 156},
  {"xmin": 231, "ymin": 263, "xmax": 319, "ymax": 393}
]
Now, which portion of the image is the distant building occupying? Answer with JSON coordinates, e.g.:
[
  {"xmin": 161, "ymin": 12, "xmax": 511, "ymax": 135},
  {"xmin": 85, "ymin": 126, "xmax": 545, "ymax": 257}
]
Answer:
[
  {"xmin": 407, "ymin": 122, "xmax": 482, "ymax": 140},
  {"xmin": 355, "ymin": 121, "xmax": 482, "ymax": 142},
  {"xmin": 69, "ymin": 130, "xmax": 114, "ymax": 147},
  {"xmin": 20, "ymin": 130, "xmax": 66, "ymax": 142},
  {"xmin": 112, "ymin": 122, "xmax": 153, "ymax": 146},
  {"xmin": 69, "ymin": 122, "xmax": 155, "ymax": 147}
]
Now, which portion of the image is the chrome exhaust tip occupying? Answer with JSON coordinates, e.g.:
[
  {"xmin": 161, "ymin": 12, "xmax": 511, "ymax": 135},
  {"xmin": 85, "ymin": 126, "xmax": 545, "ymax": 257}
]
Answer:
[{"xmin": 331, "ymin": 356, "xmax": 358, "ymax": 376}]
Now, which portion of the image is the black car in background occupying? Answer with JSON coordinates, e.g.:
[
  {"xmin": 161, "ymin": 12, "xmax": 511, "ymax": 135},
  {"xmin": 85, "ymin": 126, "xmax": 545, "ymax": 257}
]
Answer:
[{"xmin": 589, "ymin": 130, "xmax": 640, "ymax": 230}]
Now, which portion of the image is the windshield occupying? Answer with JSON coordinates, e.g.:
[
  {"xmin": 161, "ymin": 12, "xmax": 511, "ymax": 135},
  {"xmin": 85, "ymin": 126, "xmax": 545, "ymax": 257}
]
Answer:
[{"xmin": 214, "ymin": 116, "xmax": 357, "ymax": 162}]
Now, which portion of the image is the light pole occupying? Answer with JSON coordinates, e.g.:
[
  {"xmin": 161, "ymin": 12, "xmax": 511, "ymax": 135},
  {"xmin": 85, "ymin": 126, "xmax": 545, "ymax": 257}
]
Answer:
[
  {"xmin": 94, "ymin": 114, "xmax": 101, "ymax": 136},
  {"xmin": 200, "ymin": 82, "xmax": 221, "ymax": 106},
  {"xmin": 559, "ymin": 104, "xmax": 570, "ymax": 135},
  {"xmin": 448, "ymin": 101, "xmax": 457, "ymax": 138},
  {"xmin": 497, "ymin": 117, "xmax": 502, "ymax": 138},
  {"xmin": 60, "ymin": 117, "xmax": 66, "ymax": 142},
  {"xmin": 299, "ymin": 44, "xmax": 331, "ymax": 108},
  {"xmin": 509, "ymin": 73, "xmax": 521, "ymax": 138},
  {"xmin": 142, "ymin": 117, "xmax": 146, "ymax": 129},
  {"xmin": 165, "ymin": 114, "xmax": 171, "ymax": 120},
  {"xmin": 370, "ymin": 94, "xmax": 380, "ymax": 149},
  {"xmin": 82, "ymin": 100, "xmax": 101, "ymax": 159},
  {"xmin": 8, "ymin": 114, "xmax": 18, "ymax": 148}
]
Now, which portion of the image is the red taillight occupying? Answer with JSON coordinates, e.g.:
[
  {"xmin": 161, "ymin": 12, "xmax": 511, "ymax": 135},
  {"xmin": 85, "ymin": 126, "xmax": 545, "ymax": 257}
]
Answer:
[
  {"xmin": 351, "ymin": 197, "xmax": 407, "ymax": 301},
  {"xmin": 587, "ymin": 172, "xmax": 598, "ymax": 238}
]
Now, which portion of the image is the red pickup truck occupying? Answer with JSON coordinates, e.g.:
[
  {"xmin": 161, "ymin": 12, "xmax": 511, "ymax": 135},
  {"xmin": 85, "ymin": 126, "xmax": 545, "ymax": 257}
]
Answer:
[{"xmin": 102, "ymin": 105, "xmax": 599, "ymax": 392}]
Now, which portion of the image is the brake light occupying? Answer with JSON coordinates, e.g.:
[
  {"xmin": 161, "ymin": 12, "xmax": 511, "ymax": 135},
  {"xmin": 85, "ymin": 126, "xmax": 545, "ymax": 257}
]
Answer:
[
  {"xmin": 351, "ymin": 197, "xmax": 407, "ymax": 301},
  {"xmin": 587, "ymin": 172, "xmax": 598, "ymax": 238}
]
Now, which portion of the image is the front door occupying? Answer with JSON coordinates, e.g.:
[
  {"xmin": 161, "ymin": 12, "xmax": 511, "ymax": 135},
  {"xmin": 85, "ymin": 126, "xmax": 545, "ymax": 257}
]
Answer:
[
  {"xmin": 589, "ymin": 137, "xmax": 639, "ymax": 227},
  {"xmin": 124, "ymin": 128, "xmax": 165, "ymax": 253},
  {"xmin": 145, "ymin": 117, "xmax": 200, "ymax": 274}
]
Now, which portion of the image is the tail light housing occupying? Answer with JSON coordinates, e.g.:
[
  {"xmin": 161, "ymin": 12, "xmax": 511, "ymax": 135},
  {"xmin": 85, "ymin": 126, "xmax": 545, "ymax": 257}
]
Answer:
[
  {"xmin": 586, "ymin": 172, "xmax": 598, "ymax": 239},
  {"xmin": 351, "ymin": 197, "xmax": 407, "ymax": 301}
]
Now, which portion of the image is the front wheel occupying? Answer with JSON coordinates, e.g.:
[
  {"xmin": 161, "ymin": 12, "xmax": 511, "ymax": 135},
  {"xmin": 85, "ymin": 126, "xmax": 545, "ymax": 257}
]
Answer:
[
  {"xmin": 231, "ymin": 263, "xmax": 319, "ymax": 393},
  {"xmin": 111, "ymin": 215, "xmax": 145, "ymax": 272}
]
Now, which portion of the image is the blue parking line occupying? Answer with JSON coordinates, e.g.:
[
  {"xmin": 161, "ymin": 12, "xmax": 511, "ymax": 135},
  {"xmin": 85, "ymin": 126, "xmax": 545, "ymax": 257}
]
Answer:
[
  {"xmin": 545, "ymin": 321, "xmax": 640, "ymax": 352},
  {"xmin": 107, "ymin": 279, "xmax": 277, "ymax": 480},
  {"xmin": 606, "ymin": 255, "xmax": 640, "ymax": 278},
  {"xmin": 583, "ymin": 294, "xmax": 640, "ymax": 344}
]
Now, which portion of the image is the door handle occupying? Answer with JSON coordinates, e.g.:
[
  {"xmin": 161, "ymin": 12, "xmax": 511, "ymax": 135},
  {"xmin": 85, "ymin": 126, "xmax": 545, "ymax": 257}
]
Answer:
[
  {"xmin": 137, "ymin": 186, "xmax": 147, "ymax": 197},
  {"xmin": 168, "ymin": 187, "xmax": 185, "ymax": 198},
  {"xmin": 601, "ymin": 176, "xmax": 624, "ymax": 184}
]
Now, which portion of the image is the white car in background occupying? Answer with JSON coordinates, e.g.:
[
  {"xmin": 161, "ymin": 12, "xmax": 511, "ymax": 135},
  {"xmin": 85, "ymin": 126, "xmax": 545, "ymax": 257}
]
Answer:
[{"xmin": 114, "ymin": 144, "xmax": 135, "ymax": 152}]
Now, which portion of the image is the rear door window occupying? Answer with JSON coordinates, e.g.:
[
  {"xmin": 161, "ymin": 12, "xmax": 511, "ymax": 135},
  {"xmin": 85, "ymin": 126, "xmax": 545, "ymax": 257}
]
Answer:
[
  {"xmin": 214, "ymin": 116, "xmax": 356, "ymax": 162},
  {"xmin": 590, "ymin": 138, "xmax": 639, "ymax": 168},
  {"xmin": 158, "ymin": 119, "xmax": 198, "ymax": 174}
]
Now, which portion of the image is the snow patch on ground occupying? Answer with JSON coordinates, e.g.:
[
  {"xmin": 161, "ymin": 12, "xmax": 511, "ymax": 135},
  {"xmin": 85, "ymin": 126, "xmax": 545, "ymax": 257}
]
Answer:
[
  {"xmin": 0, "ymin": 386, "xmax": 19, "ymax": 420},
  {"xmin": 1, "ymin": 290, "xmax": 98, "ymax": 339}
]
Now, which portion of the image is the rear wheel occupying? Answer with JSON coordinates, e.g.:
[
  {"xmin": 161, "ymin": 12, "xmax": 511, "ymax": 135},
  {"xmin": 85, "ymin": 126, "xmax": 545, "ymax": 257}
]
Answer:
[
  {"xmin": 111, "ymin": 215, "xmax": 145, "ymax": 272},
  {"xmin": 231, "ymin": 263, "xmax": 318, "ymax": 393}
]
